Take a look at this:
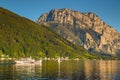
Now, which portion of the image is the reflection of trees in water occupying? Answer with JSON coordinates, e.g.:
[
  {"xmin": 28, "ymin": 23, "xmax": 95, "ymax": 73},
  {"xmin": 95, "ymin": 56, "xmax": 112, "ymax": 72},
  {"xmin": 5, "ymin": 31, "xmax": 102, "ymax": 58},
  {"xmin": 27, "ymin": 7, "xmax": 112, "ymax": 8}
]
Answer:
[
  {"xmin": 42, "ymin": 60, "xmax": 58, "ymax": 78},
  {"xmin": 0, "ymin": 65, "xmax": 14, "ymax": 80}
]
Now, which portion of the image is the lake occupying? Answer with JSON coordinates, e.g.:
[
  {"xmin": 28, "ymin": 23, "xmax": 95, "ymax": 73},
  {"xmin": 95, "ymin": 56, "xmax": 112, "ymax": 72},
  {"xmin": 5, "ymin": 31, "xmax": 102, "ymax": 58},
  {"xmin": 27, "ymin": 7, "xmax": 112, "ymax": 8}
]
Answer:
[{"xmin": 0, "ymin": 60, "xmax": 120, "ymax": 80}]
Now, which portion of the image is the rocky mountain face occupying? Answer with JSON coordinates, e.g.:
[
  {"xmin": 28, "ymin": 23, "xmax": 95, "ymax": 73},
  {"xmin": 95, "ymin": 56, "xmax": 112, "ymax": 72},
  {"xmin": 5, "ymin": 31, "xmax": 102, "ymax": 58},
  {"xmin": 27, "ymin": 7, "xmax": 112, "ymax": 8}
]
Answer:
[{"xmin": 37, "ymin": 8, "xmax": 120, "ymax": 56}]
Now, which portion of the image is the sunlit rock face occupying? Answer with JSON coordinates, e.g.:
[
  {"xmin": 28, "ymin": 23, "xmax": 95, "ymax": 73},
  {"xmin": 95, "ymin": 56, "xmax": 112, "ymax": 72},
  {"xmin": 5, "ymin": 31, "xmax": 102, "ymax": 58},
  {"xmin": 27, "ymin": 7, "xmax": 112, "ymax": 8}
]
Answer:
[{"xmin": 37, "ymin": 8, "xmax": 120, "ymax": 55}]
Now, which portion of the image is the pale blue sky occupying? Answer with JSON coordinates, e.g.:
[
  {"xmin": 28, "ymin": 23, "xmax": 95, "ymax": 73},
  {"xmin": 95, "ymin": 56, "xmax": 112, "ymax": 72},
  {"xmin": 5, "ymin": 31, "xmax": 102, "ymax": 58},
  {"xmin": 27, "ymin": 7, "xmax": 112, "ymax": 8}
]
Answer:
[{"xmin": 0, "ymin": 0, "xmax": 120, "ymax": 32}]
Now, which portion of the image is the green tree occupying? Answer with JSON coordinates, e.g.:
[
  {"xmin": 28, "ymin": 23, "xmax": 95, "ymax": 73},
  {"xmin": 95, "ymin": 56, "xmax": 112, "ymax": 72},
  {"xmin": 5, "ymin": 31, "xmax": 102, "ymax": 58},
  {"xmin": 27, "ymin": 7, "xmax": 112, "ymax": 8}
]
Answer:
[
  {"xmin": 38, "ymin": 51, "xmax": 45, "ymax": 58},
  {"xmin": 0, "ymin": 50, "xmax": 3, "ymax": 58}
]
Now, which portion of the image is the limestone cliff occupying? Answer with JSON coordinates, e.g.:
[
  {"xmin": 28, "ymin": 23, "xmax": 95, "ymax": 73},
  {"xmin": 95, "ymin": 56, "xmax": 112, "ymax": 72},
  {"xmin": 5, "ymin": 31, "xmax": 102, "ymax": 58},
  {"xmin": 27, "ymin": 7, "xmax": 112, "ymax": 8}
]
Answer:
[{"xmin": 37, "ymin": 8, "xmax": 120, "ymax": 56}]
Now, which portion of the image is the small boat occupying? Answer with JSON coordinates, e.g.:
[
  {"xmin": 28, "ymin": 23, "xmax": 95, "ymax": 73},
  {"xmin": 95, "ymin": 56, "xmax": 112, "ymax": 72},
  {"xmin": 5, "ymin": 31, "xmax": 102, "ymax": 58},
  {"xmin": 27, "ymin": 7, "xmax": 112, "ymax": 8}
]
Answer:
[
  {"xmin": 15, "ymin": 58, "xmax": 35, "ymax": 64},
  {"xmin": 15, "ymin": 58, "xmax": 43, "ymax": 65},
  {"xmin": 58, "ymin": 58, "xmax": 62, "ymax": 63}
]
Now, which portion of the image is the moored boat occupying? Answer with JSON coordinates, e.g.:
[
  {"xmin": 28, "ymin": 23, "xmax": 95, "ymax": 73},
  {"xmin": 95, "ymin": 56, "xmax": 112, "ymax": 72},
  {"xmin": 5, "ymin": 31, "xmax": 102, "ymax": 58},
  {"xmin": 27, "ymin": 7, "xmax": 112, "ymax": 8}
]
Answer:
[
  {"xmin": 15, "ymin": 58, "xmax": 35, "ymax": 64},
  {"xmin": 15, "ymin": 58, "xmax": 42, "ymax": 64}
]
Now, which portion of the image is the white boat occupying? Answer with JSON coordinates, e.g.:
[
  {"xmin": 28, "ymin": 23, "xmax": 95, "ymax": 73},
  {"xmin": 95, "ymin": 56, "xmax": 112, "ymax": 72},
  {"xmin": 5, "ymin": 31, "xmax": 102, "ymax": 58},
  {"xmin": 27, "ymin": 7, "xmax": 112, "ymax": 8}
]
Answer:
[
  {"xmin": 15, "ymin": 58, "xmax": 43, "ymax": 65},
  {"xmin": 15, "ymin": 58, "xmax": 35, "ymax": 64},
  {"xmin": 58, "ymin": 58, "xmax": 62, "ymax": 63}
]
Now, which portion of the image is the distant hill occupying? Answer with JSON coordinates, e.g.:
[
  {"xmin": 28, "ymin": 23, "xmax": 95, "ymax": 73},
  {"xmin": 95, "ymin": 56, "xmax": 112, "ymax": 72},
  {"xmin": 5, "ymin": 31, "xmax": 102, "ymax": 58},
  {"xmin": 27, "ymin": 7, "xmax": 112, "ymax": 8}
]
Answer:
[
  {"xmin": 37, "ymin": 8, "xmax": 120, "ymax": 56},
  {"xmin": 0, "ymin": 7, "xmax": 101, "ymax": 59}
]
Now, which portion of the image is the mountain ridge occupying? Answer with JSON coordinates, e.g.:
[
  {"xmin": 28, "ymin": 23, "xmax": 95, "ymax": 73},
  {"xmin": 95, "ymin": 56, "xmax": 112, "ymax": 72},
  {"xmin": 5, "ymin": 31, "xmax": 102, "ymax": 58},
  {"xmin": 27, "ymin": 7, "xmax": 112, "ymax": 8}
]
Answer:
[{"xmin": 37, "ymin": 8, "xmax": 120, "ymax": 56}]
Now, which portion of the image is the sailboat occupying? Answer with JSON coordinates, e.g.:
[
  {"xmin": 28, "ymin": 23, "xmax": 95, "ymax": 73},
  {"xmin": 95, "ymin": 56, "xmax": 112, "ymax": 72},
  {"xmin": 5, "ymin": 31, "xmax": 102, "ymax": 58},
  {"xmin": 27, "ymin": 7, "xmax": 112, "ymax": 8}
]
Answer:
[{"xmin": 58, "ymin": 57, "xmax": 62, "ymax": 63}]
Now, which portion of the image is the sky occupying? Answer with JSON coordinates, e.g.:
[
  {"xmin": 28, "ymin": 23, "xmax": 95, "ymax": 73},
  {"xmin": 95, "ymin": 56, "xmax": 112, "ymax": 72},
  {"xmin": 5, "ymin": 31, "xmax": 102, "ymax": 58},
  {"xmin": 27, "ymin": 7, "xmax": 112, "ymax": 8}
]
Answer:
[{"xmin": 0, "ymin": 0, "xmax": 120, "ymax": 32}]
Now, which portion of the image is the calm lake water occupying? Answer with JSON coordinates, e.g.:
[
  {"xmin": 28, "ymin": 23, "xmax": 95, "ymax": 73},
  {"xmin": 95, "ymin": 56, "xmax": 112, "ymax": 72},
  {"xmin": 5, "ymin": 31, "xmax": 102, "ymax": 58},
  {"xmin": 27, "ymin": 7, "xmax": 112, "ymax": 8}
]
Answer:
[{"xmin": 0, "ymin": 60, "xmax": 120, "ymax": 80}]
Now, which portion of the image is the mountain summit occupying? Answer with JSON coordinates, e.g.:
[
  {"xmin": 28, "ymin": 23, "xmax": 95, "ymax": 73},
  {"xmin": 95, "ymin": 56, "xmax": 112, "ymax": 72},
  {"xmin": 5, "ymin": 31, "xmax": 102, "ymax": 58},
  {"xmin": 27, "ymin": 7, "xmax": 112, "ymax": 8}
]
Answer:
[{"xmin": 37, "ymin": 8, "xmax": 120, "ymax": 56}]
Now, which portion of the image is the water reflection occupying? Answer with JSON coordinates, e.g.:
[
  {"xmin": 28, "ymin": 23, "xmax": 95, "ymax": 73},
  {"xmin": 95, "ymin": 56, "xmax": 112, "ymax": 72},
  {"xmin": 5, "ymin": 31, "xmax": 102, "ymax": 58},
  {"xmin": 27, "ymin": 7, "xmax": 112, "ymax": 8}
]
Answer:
[
  {"xmin": 99, "ymin": 60, "xmax": 120, "ymax": 80},
  {"xmin": 0, "ymin": 64, "xmax": 14, "ymax": 79},
  {"xmin": 14, "ymin": 63, "xmax": 43, "ymax": 79},
  {"xmin": 85, "ymin": 60, "xmax": 102, "ymax": 80},
  {"xmin": 0, "ymin": 60, "xmax": 120, "ymax": 80}
]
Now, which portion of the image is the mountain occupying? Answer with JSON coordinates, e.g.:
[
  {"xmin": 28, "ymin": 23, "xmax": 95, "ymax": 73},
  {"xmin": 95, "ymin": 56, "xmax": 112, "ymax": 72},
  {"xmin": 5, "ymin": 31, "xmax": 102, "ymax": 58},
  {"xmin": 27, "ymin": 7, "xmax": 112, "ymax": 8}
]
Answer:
[
  {"xmin": 37, "ymin": 8, "xmax": 120, "ymax": 56},
  {"xmin": 0, "ymin": 7, "xmax": 101, "ymax": 59}
]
